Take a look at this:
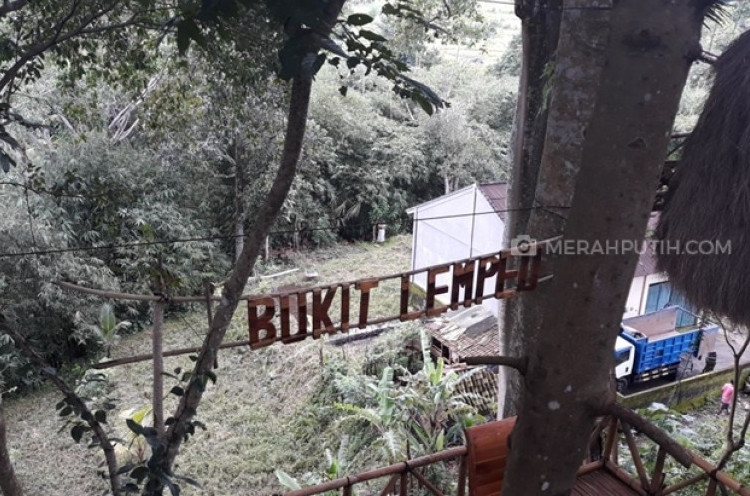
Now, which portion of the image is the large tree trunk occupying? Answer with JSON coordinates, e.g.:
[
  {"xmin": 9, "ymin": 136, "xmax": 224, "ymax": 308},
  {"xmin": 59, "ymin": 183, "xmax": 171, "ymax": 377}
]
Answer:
[
  {"xmin": 499, "ymin": 0, "xmax": 562, "ymax": 416},
  {"xmin": 501, "ymin": 1, "xmax": 705, "ymax": 494},
  {"xmin": 0, "ymin": 395, "xmax": 24, "ymax": 496}
]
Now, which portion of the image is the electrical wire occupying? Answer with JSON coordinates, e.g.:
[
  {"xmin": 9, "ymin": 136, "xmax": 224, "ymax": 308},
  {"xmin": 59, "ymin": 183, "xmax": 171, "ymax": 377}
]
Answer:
[{"xmin": 0, "ymin": 204, "xmax": 571, "ymax": 259}]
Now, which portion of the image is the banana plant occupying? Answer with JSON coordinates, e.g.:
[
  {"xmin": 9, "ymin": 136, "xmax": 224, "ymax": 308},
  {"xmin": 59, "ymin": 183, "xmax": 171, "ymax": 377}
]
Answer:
[{"xmin": 76, "ymin": 303, "xmax": 131, "ymax": 358}]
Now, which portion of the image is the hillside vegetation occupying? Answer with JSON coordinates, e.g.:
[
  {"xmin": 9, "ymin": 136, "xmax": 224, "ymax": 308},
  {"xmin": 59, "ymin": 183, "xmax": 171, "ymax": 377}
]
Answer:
[{"xmin": 5, "ymin": 236, "xmax": 415, "ymax": 495}]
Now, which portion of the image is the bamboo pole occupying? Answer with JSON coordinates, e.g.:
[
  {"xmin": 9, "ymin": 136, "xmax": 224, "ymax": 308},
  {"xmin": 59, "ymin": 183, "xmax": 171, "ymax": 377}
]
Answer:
[
  {"xmin": 691, "ymin": 454, "xmax": 750, "ymax": 496},
  {"xmin": 152, "ymin": 301, "xmax": 165, "ymax": 438},
  {"xmin": 576, "ymin": 460, "xmax": 605, "ymax": 475},
  {"xmin": 410, "ymin": 470, "xmax": 445, "ymax": 496},
  {"xmin": 706, "ymin": 479, "xmax": 718, "ymax": 496},
  {"xmin": 603, "ymin": 417, "xmax": 619, "ymax": 463},
  {"xmin": 603, "ymin": 460, "xmax": 649, "ymax": 496},
  {"xmin": 457, "ymin": 450, "xmax": 467, "ymax": 496},
  {"xmin": 91, "ymin": 340, "xmax": 251, "ymax": 369},
  {"xmin": 621, "ymin": 421, "xmax": 650, "ymax": 491},
  {"xmin": 605, "ymin": 403, "xmax": 693, "ymax": 468},
  {"xmin": 661, "ymin": 473, "xmax": 708, "ymax": 495},
  {"xmin": 650, "ymin": 446, "xmax": 667, "ymax": 494},
  {"xmin": 378, "ymin": 474, "xmax": 398, "ymax": 496},
  {"xmin": 283, "ymin": 447, "xmax": 467, "ymax": 496}
]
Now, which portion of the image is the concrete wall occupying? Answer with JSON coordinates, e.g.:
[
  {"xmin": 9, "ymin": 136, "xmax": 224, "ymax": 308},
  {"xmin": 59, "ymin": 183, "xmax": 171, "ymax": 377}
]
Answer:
[{"xmin": 620, "ymin": 365, "xmax": 750, "ymax": 411}]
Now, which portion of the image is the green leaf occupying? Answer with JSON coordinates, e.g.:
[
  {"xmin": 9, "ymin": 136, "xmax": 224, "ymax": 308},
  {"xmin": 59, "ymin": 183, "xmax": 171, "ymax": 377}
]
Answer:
[
  {"xmin": 347, "ymin": 57, "xmax": 360, "ymax": 69},
  {"xmin": 170, "ymin": 386, "xmax": 185, "ymax": 396},
  {"xmin": 94, "ymin": 410, "xmax": 107, "ymax": 424},
  {"xmin": 99, "ymin": 304, "xmax": 116, "ymax": 334},
  {"xmin": 275, "ymin": 469, "xmax": 302, "ymax": 490},
  {"xmin": 130, "ymin": 466, "xmax": 149, "ymax": 483},
  {"xmin": 71, "ymin": 424, "xmax": 85, "ymax": 443},
  {"xmin": 359, "ymin": 29, "xmax": 387, "ymax": 42},
  {"xmin": 59, "ymin": 406, "xmax": 72, "ymax": 417},
  {"xmin": 116, "ymin": 463, "xmax": 134, "ymax": 475},
  {"xmin": 347, "ymin": 13, "xmax": 374, "ymax": 26},
  {"xmin": 413, "ymin": 94, "xmax": 434, "ymax": 116},
  {"xmin": 126, "ymin": 418, "xmax": 145, "ymax": 436}
]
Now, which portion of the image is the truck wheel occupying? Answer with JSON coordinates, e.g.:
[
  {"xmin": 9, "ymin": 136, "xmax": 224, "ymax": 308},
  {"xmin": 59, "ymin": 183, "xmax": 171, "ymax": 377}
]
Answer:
[{"xmin": 616, "ymin": 379, "xmax": 629, "ymax": 394}]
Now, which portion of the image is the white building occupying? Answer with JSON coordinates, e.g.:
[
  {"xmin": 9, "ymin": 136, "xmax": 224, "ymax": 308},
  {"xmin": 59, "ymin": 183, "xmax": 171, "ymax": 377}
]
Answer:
[
  {"xmin": 406, "ymin": 183, "xmax": 508, "ymax": 316},
  {"xmin": 407, "ymin": 186, "xmax": 696, "ymax": 325}
]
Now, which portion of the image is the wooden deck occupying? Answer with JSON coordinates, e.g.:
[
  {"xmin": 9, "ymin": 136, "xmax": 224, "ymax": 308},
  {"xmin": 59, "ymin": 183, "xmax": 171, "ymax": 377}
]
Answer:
[
  {"xmin": 285, "ymin": 410, "xmax": 750, "ymax": 496},
  {"xmin": 573, "ymin": 470, "xmax": 641, "ymax": 496}
]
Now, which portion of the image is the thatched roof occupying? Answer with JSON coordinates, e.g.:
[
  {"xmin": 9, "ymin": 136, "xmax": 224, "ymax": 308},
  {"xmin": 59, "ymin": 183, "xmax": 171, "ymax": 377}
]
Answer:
[{"xmin": 656, "ymin": 29, "xmax": 750, "ymax": 325}]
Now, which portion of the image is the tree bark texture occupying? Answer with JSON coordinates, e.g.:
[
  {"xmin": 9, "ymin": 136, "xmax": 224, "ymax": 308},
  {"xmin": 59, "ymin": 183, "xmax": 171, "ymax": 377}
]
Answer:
[
  {"xmin": 501, "ymin": 1, "xmax": 704, "ymax": 494},
  {"xmin": 0, "ymin": 395, "xmax": 24, "ymax": 496},
  {"xmin": 151, "ymin": 301, "xmax": 165, "ymax": 439},
  {"xmin": 502, "ymin": 0, "xmax": 612, "ymax": 417},
  {"xmin": 499, "ymin": 0, "xmax": 562, "ymax": 416}
]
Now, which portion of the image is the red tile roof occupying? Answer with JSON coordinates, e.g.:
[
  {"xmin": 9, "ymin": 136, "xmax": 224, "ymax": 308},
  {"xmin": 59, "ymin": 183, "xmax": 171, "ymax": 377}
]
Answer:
[{"xmin": 477, "ymin": 183, "xmax": 508, "ymax": 220}]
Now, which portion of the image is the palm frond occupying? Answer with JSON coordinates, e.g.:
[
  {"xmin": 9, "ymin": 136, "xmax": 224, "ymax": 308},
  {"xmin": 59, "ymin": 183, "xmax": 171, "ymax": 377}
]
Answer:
[{"xmin": 701, "ymin": 0, "xmax": 731, "ymax": 25}]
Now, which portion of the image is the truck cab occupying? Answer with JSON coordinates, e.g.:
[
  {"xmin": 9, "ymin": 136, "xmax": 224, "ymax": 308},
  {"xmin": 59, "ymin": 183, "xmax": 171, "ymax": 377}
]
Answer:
[{"xmin": 614, "ymin": 334, "xmax": 635, "ymax": 393}]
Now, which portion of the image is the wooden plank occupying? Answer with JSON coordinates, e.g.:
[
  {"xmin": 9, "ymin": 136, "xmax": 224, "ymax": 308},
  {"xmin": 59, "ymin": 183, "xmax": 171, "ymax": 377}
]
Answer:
[
  {"xmin": 465, "ymin": 417, "xmax": 516, "ymax": 496},
  {"xmin": 573, "ymin": 469, "xmax": 643, "ymax": 496}
]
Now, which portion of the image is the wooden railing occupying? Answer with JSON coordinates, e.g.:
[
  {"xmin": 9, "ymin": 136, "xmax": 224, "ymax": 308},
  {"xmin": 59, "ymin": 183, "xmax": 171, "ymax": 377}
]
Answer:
[
  {"xmin": 282, "ymin": 446, "xmax": 467, "ymax": 496},
  {"xmin": 599, "ymin": 409, "xmax": 750, "ymax": 496},
  {"xmin": 283, "ymin": 410, "xmax": 750, "ymax": 496}
]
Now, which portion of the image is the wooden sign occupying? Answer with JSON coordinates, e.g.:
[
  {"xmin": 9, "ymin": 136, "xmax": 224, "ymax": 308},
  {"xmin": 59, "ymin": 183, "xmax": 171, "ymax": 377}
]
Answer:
[{"xmin": 248, "ymin": 248, "xmax": 544, "ymax": 349}]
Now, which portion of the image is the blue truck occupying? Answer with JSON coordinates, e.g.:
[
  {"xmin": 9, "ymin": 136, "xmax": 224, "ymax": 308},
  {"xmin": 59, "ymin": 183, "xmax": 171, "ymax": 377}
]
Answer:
[{"xmin": 614, "ymin": 323, "xmax": 704, "ymax": 393}]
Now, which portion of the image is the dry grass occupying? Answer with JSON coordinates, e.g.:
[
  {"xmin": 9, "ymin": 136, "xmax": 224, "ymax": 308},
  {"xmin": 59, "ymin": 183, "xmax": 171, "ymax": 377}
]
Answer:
[{"xmin": 4, "ymin": 236, "xmax": 412, "ymax": 496}]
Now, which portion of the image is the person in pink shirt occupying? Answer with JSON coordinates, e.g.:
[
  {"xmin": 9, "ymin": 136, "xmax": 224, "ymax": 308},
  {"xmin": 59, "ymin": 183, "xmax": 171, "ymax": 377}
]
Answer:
[{"xmin": 719, "ymin": 380, "xmax": 734, "ymax": 415}]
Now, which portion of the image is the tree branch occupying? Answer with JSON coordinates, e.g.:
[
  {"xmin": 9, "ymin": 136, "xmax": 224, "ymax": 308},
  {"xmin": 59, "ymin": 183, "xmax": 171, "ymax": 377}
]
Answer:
[
  {"xmin": 0, "ymin": 393, "xmax": 23, "ymax": 496},
  {"xmin": 154, "ymin": 4, "xmax": 348, "ymax": 491},
  {"xmin": 0, "ymin": 314, "xmax": 121, "ymax": 495},
  {"xmin": 0, "ymin": 0, "xmax": 123, "ymax": 94},
  {"xmin": 462, "ymin": 355, "xmax": 529, "ymax": 374},
  {"xmin": 0, "ymin": 0, "xmax": 28, "ymax": 18}
]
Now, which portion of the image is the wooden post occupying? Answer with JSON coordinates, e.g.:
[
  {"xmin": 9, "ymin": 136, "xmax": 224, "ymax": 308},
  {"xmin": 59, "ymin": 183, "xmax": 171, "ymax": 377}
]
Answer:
[
  {"xmin": 457, "ymin": 454, "xmax": 467, "ymax": 496},
  {"xmin": 650, "ymin": 446, "xmax": 667, "ymax": 494},
  {"xmin": 621, "ymin": 422, "xmax": 650, "ymax": 491},
  {"xmin": 706, "ymin": 479, "xmax": 717, "ymax": 496},
  {"xmin": 152, "ymin": 300, "xmax": 165, "ymax": 438},
  {"xmin": 205, "ymin": 282, "xmax": 218, "ymax": 369}
]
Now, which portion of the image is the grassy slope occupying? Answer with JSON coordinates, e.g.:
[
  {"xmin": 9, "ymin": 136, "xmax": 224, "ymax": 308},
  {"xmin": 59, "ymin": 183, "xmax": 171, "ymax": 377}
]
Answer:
[{"xmin": 5, "ymin": 236, "xmax": 412, "ymax": 496}]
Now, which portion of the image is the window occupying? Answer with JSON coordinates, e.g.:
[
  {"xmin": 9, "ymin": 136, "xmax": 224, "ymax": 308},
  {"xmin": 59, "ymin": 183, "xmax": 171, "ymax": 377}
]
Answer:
[
  {"xmin": 645, "ymin": 281, "xmax": 697, "ymax": 327},
  {"xmin": 614, "ymin": 349, "xmax": 630, "ymax": 367}
]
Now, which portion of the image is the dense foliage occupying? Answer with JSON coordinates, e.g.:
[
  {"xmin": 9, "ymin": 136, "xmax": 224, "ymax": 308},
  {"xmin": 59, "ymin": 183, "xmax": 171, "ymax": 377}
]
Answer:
[{"xmin": 0, "ymin": 1, "xmax": 514, "ymax": 391}]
